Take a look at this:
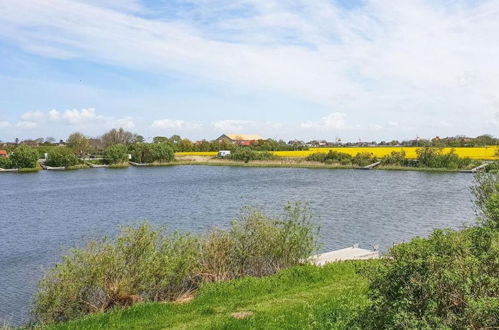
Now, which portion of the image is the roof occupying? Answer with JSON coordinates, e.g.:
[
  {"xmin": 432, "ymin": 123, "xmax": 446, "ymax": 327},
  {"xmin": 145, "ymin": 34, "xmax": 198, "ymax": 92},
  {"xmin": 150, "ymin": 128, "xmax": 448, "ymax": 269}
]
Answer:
[
  {"xmin": 0, "ymin": 150, "xmax": 7, "ymax": 155},
  {"xmin": 221, "ymin": 134, "xmax": 264, "ymax": 141}
]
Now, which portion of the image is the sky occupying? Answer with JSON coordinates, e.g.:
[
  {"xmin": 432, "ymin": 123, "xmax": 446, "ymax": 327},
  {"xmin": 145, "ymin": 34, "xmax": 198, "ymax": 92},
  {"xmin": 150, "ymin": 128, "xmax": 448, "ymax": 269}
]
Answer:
[{"xmin": 0, "ymin": 0, "xmax": 499, "ymax": 142}]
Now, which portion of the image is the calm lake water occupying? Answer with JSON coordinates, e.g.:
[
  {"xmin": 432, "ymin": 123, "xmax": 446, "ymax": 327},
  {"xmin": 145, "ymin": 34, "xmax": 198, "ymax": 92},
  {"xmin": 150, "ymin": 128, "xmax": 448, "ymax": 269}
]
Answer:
[{"xmin": 0, "ymin": 166, "xmax": 475, "ymax": 325}]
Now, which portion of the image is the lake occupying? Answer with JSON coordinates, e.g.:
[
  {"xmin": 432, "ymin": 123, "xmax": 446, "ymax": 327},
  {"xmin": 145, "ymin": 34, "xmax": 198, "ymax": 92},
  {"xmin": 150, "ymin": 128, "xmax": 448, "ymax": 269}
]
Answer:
[{"xmin": 0, "ymin": 166, "xmax": 476, "ymax": 325}]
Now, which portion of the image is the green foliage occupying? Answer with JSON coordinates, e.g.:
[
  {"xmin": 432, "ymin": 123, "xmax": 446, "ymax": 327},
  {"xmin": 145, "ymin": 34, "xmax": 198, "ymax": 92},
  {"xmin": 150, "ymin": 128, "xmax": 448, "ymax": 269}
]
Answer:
[
  {"xmin": 34, "ymin": 222, "xmax": 199, "ymax": 324},
  {"xmin": 46, "ymin": 262, "xmax": 367, "ymax": 330},
  {"xmin": 199, "ymin": 203, "xmax": 320, "ymax": 281},
  {"xmin": 225, "ymin": 149, "xmax": 275, "ymax": 163},
  {"xmin": 33, "ymin": 204, "xmax": 319, "ymax": 325},
  {"xmin": 0, "ymin": 156, "xmax": 13, "ymax": 169},
  {"xmin": 9, "ymin": 146, "xmax": 39, "ymax": 169},
  {"xmin": 380, "ymin": 150, "xmax": 407, "ymax": 166},
  {"xmin": 45, "ymin": 148, "xmax": 80, "ymax": 167},
  {"xmin": 103, "ymin": 144, "xmax": 129, "ymax": 165},
  {"xmin": 66, "ymin": 132, "xmax": 91, "ymax": 156},
  {"xmin": 355, "ymin": 172, "xmax": 499, "ymax": 329},
  {"xmin": 250, "ymin": 139, "xmax": 309, "ymax": 151},
  {"xmin": 306, "ymin": 151, "xmax": 352, "ymax": 165},
  {"xmin": 356, "ymin": 227, "xmax": 499, "ymax": 329},
  {"xmin": 130, "ymin": 143, "xmax": 174, "ymax": 164},
  {"xmin": 352, "ymin": 152, "xmax": 376, "ymax": 166},
  {"xmin": 416, "ymin": 147, "xmax": 477, "ymax": 169}
]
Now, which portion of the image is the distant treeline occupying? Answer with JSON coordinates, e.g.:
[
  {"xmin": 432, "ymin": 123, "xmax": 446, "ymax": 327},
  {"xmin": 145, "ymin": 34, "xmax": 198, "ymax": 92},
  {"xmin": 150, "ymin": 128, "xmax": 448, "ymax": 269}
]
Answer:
[{"xmin": 3, "ymin": 130, "xmax": 498, "ymax": 151}]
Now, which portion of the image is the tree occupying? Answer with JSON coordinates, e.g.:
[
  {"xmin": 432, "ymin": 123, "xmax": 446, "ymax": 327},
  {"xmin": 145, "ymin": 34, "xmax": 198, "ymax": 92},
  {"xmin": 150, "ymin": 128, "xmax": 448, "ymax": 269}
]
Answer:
[
  {"xmin": 103, "ymin": 144, "xmax": 129, "ymax": 164},
  {"xmin": 67, "ymin": 132, "xmax": 90, "ymax": 157},
  {"xmin": 153, "ymin": 136, "xmax": 168, "ymax": 144},
  {"xmin": 130, "ymin": 143, "xmax": 174, "ymax": 164},
  {"xmin": 101, "ymin": 128, "xmax": 135, "ymax": 147},
  {"xmin": 10, "ymin": 146, "xmax": 39, "ymax": 169},
  {"xmin": 45, "ymin": 148, "xmax": 80, "ymax": 167}
]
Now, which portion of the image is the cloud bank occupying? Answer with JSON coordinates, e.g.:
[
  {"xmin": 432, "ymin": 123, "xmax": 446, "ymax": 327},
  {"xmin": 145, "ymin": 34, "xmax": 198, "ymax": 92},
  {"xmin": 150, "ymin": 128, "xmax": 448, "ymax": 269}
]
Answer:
[{"xmin": 0, "ymin": 0, "xmax": 498, "ymax": 140}]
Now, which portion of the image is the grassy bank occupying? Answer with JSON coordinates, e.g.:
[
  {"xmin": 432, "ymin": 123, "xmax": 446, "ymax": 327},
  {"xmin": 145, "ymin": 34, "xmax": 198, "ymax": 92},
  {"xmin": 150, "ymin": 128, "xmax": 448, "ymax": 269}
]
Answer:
[
  {"xmin": 46, "ymin": 262, "xmax": 369, "ymax": 330},
  {"xmin": 173, "ymin": 157, "xmax": 472, "ymax": 172}
]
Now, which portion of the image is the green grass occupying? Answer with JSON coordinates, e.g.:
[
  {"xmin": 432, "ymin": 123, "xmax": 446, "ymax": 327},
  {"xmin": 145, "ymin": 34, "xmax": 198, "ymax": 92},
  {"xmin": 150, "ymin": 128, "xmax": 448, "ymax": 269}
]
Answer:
[
  {"xmin": 17, "ymin": 167, "xmax": 40, "ymax": 173},
  {"xmin": 46, "ymin": 262, "xmax": 369, "ymax": 330},
  {"xmin": 172, "ymin": 159, "xmax": 471, "ymax": 173},
  {"xmin": 108, "ymin": 162, "xmax": 129, "ymax": 168},
  {"xmin": 66, "ymin": 164, "xmax": 90, "ymax": 170}
]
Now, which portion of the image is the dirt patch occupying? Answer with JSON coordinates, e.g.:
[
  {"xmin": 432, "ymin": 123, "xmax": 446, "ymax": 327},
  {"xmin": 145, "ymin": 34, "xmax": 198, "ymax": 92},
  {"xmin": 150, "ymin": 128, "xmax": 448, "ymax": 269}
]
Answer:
[
  {"xmin": 231, "ymin": 311, "xmax": 254, "ymax": 319},
  {"xmin": 173, "ymin": 292, "xmax": 195, "ymax": 304}
]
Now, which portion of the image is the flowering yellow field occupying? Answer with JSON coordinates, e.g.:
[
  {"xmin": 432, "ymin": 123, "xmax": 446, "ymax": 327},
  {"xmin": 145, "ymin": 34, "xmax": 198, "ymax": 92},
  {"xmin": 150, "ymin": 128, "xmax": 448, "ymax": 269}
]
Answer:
[
  {"xmin": 274, "ymin": 147, "xmax": 499, "ymax": 160},
  {"xmin": 176, "ymin": 147, "xmax": 498, "ymax": 160}
]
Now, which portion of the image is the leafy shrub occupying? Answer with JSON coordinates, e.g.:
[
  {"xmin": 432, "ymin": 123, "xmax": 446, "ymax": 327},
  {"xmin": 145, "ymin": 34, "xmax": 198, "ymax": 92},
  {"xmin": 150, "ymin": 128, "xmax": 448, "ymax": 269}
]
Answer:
[
  {"xmin": 103, "ymin": 144, "xmax": 129, "ymax": 164},
  {"xmin": 198, "ymin": 203, "xmax": 319, "ymax": 280},
  {"xmin": 34, "ymin": 222, "xmax": 199, "ymax": 324},
  {"xmin": 355, "ymin": 172, "xmax": 499, "ymax": 329},
  {"xmin": 226, "ymin": 148, "xmax": 275, "ymax": 163},
  {"xmin": 9, "ymin": 146, "xmax": 39, "ymax": 168},
  {"xmin": 0, "ymin": 156, "xmax": 13, "ymax": 169},
  {"xmin": 306, "ymin": 152, "xmax": 327, "ymax": 162},
  {"xmin": 352, "ymin": 152, "xmax": 376, "ymax": 166},
  {"xmin": 486, "ymin": 161, "xmax": 499, "ymax": 173},
  {"xmin": 380, "ymin": 150, "xmax": 407, "ymax": 166},
  {"xmin": 306, "ymin": 151, "xmax": 352, "ymax": 165},
  {"xmin": 356, "ymin": 227, "xmax": 499, "ymax": 329},
  {"xmin": 416, "ymin": 147, "xmax": 477, "ymax": 169},
  {"xmin": 45, "ymin": 147, "xmax": 80, "ymax": 167},
  {"xmin": 131, "ymin": 143, "xmax": 174, "ymax": 164},
  {"xmin": 33, "ymin": 203, "xmax": 319, "ymax": 325}
]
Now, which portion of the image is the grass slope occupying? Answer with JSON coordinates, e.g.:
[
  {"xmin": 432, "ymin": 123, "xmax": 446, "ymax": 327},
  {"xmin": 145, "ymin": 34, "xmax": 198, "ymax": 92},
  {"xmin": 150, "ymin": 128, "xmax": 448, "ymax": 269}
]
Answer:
[{"xmin": 47, "ymin": 262, "xmax": 369, "ymax": 330}]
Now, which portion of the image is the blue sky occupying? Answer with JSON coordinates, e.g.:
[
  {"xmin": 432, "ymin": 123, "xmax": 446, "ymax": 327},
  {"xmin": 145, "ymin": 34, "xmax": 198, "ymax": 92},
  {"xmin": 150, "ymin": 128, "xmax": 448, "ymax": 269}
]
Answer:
[{"xmin": 1, "ymin": 0, "xmax": 498, "ymax": 142}]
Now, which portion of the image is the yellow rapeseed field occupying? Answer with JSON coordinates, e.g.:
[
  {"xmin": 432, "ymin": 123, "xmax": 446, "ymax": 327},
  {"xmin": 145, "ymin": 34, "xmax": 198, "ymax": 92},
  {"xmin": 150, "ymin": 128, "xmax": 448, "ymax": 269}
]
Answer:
[
  {"xmin": 176, "ymin": 147, "xmax": 498, "ymax": 160},
  {"xmin": 274, "ymin": 147, "xmax": 499, "ymax": 160}
]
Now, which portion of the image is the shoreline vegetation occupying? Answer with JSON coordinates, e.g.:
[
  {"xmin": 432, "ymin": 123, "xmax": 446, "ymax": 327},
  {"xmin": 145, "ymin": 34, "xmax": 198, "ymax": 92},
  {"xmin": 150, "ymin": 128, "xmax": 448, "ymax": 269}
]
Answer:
[
  {"xmin": 23, "ymin": 172, "xmax": 499, "ymax": 329},
  {"xmin": 1, "ymin": 129, "xmax": 498, "ymax": 174},
  {"xmin": 1, "ymin": 149, "xmax": 498, "ymax": 173}
]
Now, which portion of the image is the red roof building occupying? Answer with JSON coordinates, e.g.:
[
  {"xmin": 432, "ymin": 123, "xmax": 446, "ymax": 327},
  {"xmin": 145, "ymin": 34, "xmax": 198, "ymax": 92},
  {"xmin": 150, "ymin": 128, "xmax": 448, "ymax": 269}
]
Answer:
[{"xmin": 0, "ymin": 150, "xmax": 7, "ymax": 157}]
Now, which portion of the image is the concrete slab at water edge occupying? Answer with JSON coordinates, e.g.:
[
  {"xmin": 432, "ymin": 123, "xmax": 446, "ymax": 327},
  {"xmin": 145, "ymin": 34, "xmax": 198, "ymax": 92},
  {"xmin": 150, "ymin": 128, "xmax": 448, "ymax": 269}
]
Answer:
[{"xmin": 312, "ymin": 247, "xmax": 379, "ymax": 266}]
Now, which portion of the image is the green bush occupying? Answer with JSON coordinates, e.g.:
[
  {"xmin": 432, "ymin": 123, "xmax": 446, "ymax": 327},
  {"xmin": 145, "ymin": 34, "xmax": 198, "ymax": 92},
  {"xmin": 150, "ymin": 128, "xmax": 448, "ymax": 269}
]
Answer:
[
  {"xmin": 306, "ymin": 152, "xmax": 327, "ymax": 162},
  {"xmin": 416, "ymin": 147, "xmax": 477, "ymax": 169},
  {"xmin": 355, "ymin": 172, "xmax": 499, "ymax": 329},
  {"xmin": 33, "ymin": 203, "xmax": 319, "ymax": 325},
  {"xmin": 131, "ymin": 143, "xmax": 174, "ymax": 164},
  {"xmin": 9, "ymin": 146, "xmax": 39, "ymax": 169},
  {"xmin": 226, "ymin": 148, "xmax": 275, "ymax": 163},
  {"xmin": 306, "ymin": 151, "xmax": 353, "ymax": 165},
  {"xmin": 103, "ymin": 144, "xmax": 129, "ymax": 164},
  {"xmin": 380, "ymin": 150, "xmax": 407, "ymax": 166},
  {"xmin": 352, "ymin": 152, "xmax": 376, "ymax": 166},
  {"xmin": 34, "ymin": 222, "xmax": 199, "ymax": 324},
  {"xmin": 0, "ymin": 156, "xmax": 13, "ymax": 169},
  {"xmin": 45, "ymin": 148, "xmax": 80, "ymax": 167},
  {"xmin": 199, "ymin": 203, "xmax": 319, "ymax": 281}
]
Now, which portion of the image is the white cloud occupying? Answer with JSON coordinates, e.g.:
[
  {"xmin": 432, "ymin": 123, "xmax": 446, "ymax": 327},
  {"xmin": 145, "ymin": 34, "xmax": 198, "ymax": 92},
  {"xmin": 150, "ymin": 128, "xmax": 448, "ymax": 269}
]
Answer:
[
  {"xmin": 16, "ymin": 121, "xmax": 38, "ymax": 129},
  {"xmin": 0, "ymin": 1, "xmax": 499, "ymax": 139},
  {"xmin": 0, "ymin": 120, "xmax": 11, "ymax": 128},
  {"xmin": 13, "ymin": 108, "xmax": 136, "ymax": 135},
  {"xmin": 301, "ymin": 112, "xmax": 346, "ymax": 131},
  {"xmin": 151, "ymin": 119, "xmax": 202, "ymax": 130},
  {"xmin": 212, "ymin": 120, "xmax": 281, "ymax": 132}
]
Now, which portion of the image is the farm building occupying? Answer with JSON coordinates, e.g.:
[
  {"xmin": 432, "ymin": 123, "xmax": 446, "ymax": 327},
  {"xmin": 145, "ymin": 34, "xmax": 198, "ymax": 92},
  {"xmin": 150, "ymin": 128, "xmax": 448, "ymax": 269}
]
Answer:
[
  {"xmin": 0, "ymin": 150, "xmax": 7, "ymax": 157},
  {"xmin": 216, "ymin": 134, "xmax": 264, "ymax": 146}
]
